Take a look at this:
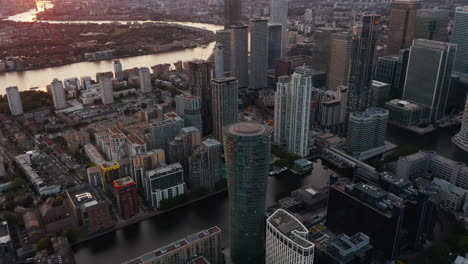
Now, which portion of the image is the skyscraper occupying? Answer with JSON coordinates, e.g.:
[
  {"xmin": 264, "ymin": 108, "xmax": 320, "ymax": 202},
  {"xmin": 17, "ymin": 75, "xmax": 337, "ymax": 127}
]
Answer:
[
  {"xmin": 403, "ymin": 39, "xmax": 457, "ymax": 121},
  {"xmin": 211, "ymin": 77, "xmax": 239, "ymax": 141},
  {"xmin": 230, "ymin": 25, "xmax": 249, "ymax": 88},
  {"xmin": 452, "ymin": 7, "xmax": 468, "ymax": 74},
  {"xmin": 175, "ymin": 94, "xmax": 202, "ymax": 132},
  {"xmin": 51, "ymin": 79, "xmax": 68, "ymax": 110},
  {"xmin": 139, "ymin": 67, "xmax": 152, "ymax": 93},
  {"xmin": 214, "ymin": 43, "xmax": 225, "ymax": 79},
  {"xmin": 6, "ymin": 86, "xmax": 23, "ymax": 116},
  {"xmin": 216, "ymin": 30, "xmax": 231, "ymax": 72},
  {"xmin": 266, "ymin": 209, "xmax": 315, "ymax": 264},
  {"xmin": 187, "ymin": 60, "xmax": 213, "ymax": 135},
  {"xmin": 149, "ymin": 112, "xmax": 184, "ymax": 153},
  {"xmin": 270, "ymin": 0, "xmax": 288, "ymax": 56},
  {"xmin": 224, "ymin": 0, "xmax": 241, "ymax": 29},
  {"xmin": 346, "ymin": 108, "xmax": 388, "ymax": 155},
  {"xmin": 274, "ymin": 67, "xmax": 313, "ymax": 157},
  {"xmin": 250, "ymin": 18, "xmax": 268, "ymax": 89},
  {"xmin": 347, "ymin": 15, "xmax": 381, "ymax": 113},
  {"xmin": 223, "ymin": 122, "xmax": 272, "ymax": 264},
  {"xmin": 414, "ymin": 9, "xmax": 449, "ymax": 42},
  {"xmin": 312, "ymin": 27, "xmax": 342, "ymax": 74},
  {"xmin": 100, "ymin": 77, "xmax": 114, "ymax": 105},
  {"xmin": 268, "ymin": 23, "xmax": 283, "ymax": 70},
  {"xmin": 452, "ymin": 94, "xmax": 468, "ymax": 152},
  {"xmin": 113, "ymin": 60, "xmax": 123, "ymax": 81},
  {"xmin": 387, "ymin": 0, "xmax": 421, "ymax": 55},
  {"xmin": 373, "ymin": 49, "xmax": 410, "ymax": 99},
  {"xmin": 327, "ymin": 32, "xmax": 353, "ymax": 91},
  {"xmin": 188, "ymin": 138, "xmax": 223, "ymax": 191}
]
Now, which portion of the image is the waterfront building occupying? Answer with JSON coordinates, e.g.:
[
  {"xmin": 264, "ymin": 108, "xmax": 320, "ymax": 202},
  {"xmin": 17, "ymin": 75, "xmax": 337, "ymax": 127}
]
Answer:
[
  {"xmin": 100, "ymin": 77, "xmax": 114, "ymax": 105},
  {"xmin": 175, "ymin": 94, "xmax": 202, "ymax": 132},
  {"xmin": 112, "ymin": 176, "xmax": 139, "ymax": 219},
  {"xmin": 66, "ymin": 184, "xmax": 115, "ymax": 234},
  {"xmin": 149, "ymin": 112, "xmax": 184, "ymax": 153},
  {"xmin": 265, "ymin": 209, "xmax": 315, "ymax": 264},
  {"xmin": 452, "ymin": 7, "xmax": 468, "ymax": 73},
  {"xmin": 370, "ymin": 80, "xmax": 391, "ymax": 107},
  {"xmin": 345, "ymin": 108, "xmax": 388, "ymax": 155},
  {"xmin": 139, "ymin": 67, "xmax": 152, "ymax": 94},
  {"xmin": 415, "ymin": 9, "xmax": 449, "ymax": 42},
  {"xmin": 187, "ymin": 60, "xmax": 212, "ymax": 136},
  {"xmin": 51, "ymin": 79, "xmax": 68, "ymax": 110},
  {"xmin": 402, "ymin": 39, "xmax": 457, "ymax": 121},
  {"xmin": 224, "ymin": 0, "xmax": 241, "ymax": 28},
  {"xmin": 188, "ymin": 138, "xmax": 223, "ymax": 191},
  {"xmin": 386, "ymin": 0, "xmax": 421, "ymax": 55},
  {"xmin": 211, "ymin": 77, "xmax": 239, "ymax": 141},
  {"xmin": 216, "ymin": 30, "xmax": 231, "ymax": 72},
  {"xmin": 270, "ymin": 0, "xmax": 288, "ymax": 55},
  {"xmin": 122, "ymin": 226, "xmax": 222, "ymax": 264},
  {"xmin": 5, "ymin": 86, "xmax": 23, "ymax": 116},
  {"xmin": 113, "ymin": 60, "xmax": 123, "ymax": 81},
  {"xmin": 327, "ymin": 32, "xmax": 353, "ymax": 91},
  {"xmin": 347, "ymin": 15, "xmax": 381, "ymax": 113},
  {"xmin": 249, "ymin": 18, "xmax": 268, "ymax": 89},
  {"xmin": 230, "ymin": 25, "xmax": 249, "ymax": 88},
  {"xmin": 452, "ymin": 94, "xmax": 468, "ymax": 152},
  {"xmin": 129, "ymin": 149, "xmax": 166, "ymax": 190},
  {"xmin": 214, "ymin": 43, "xmax": 224, "ymax": 79},
  {"xmin": 268, "ymin": 23, "xmax": 283, "ymax": 70},
  {"xmin": 384, "ymin": 99, "xmax": 428, "ymax": 127},
  {"xmin": 144, "ymin": 163, "xmax": 186, "ymax": 209},
  {"xmin": 223, "ymin": 122, "xmax": 272, "ymax": 263},
  {"xmin": 274, "ymin": 67, "xmax": 313, "ymax": 157},
  {"xmin": 312, "ymin": 28, "xmax": 342, "ymax": 75},
  {"xmin": 373, "ymin": 49, "xmax": 409, "ymax": 99}
]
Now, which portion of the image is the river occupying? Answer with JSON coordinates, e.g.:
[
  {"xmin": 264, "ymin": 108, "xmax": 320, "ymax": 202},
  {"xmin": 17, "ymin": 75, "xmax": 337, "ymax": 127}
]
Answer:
[{"xmin": 0, "ymin": 7, "xmax": 222, "ymax": 95}]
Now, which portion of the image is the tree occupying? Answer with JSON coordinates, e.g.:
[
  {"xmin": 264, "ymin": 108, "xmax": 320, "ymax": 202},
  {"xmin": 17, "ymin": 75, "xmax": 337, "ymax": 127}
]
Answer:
[
  {"xmin": 11, "ymin": 177, "xmax": 24, "ymax": 190},
  {"xmin": 61, "ymin": 226, "xmax": 84, "ymax": 243},
  {"xmin": 3, "ymin": 212, "xmax": 17, "ymax": 226},
  {"xmin": 53, "ymin": 196, "xmax": 64, "ymax": 207},
  {"xmin": 36, "ymin": 233, "xmax": 56, "ymax": 250},
  {"xmin": 140, "ymin": 103, "xmax": 147, "ymax": 109}
]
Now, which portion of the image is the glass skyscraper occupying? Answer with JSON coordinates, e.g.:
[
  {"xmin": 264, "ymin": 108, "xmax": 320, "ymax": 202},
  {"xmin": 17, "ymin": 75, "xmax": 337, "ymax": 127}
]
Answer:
[
  {"xmin": 452, "ymin": 6, "xmax": 468, "ymax": 74},
  {"xmin": 223, "ymin": 122, "xmax": 272, "ymax": 264}
]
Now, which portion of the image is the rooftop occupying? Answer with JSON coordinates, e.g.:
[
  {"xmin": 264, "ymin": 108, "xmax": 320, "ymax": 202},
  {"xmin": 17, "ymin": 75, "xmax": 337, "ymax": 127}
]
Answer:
[
  {"xmin": 228, "ymin": 122, "xmax": 268, "ymax": 137},
  {"xmin": 267, "ymin": 209, "xmax": 314, "ymax": 249},
  {"xmin": 113, "ymin": 176, "xmax": 136, "ymax": 188},
  {"xmin": 127, "ymin": 134, "xmax": 145, "ymax": 145}
]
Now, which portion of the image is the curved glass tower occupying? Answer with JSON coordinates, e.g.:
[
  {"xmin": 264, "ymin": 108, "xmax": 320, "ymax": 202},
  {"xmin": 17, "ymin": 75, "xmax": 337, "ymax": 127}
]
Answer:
[{"xmin": 223, "ymin": 122, "xmax": 272, "ymax": 264}]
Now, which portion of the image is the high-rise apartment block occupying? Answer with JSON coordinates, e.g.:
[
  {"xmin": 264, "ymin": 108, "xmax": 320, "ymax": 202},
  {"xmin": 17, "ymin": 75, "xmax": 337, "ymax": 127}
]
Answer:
[
  {"xmin": 346, "ymin": 108, "xmax": 388, "ymax": 155},
  {"xmin": 403, "ymin": 39, "xmax": 457, "ymax": 121},
  {"xmin": 415, "ymin": 9, "xmax": 449, "ymax": 42},
  {"xmin": 100, "ymin": 77, "xmax": 114, "ymax": 105},
  {"xmin": 189, "ymin": 138, "xmax": 223, "ymax": 191},
  {"xmin": 145, "ymin": 163, "xmax": 186, "ymax": 209},
  {"xmin": 387, "ymin": 0, "xmax": 421, "ymax": 55},
  {"xmin": 452, "ymin": 7, "xmax": 468, "ymax": 74},
  {"xmin": 452, "ymin": 94, "xmax": 468, "ymax": 152},
  {"xmin": 175, "ymin": 94, "xmax": 202, "ymax": 132},
  {"xmin": 112, "ymin": 177, "xmax": 139, "ymax": 219},
  {"xmin": 266, "ymin": 209, "xmax": 315, "ymax": 264},
  {"xmin": 268, "ymin": 23, "xmax": 283, "ymax": 70},
  {"xmin": 230, "ymin": 25, "xmax": 249, "ymax": 88},
  {"xmin": 274, "ymin": 67, "xmax": 313, "ymax": 157},
  {"xmin": 6, "ymin": 86, "xmax": 23, "ymax": 116},
  {"xmin": 149, "ymin": 112, "xmax": 184, "ymax": 153},
  {"xmin": 249, "ymin": 18, "xmax": 268, "ymax": 89},
  {"xmin": 211, "ymin": 77, "xmax": 239, "ymax": 141},
  {"xmin": 187, "ymin": 60, "xmax": 212, "ymax": 136},
  {"xmin": 139, "ymin": 67, "xmax": 152, "ymax": 93},
  {"xmin": 371, "ymin": 80, "xmax": 391, "ymax": 107},
  {"xmin": 113, "ymin": 60, "xmax": 123, "ymax": 81},
  {"xmin": 224, "ymin": 122, "xmax": 272, "ymax": 264},
  {"xmin": 51, "ymin": 79, "xmax": 68, "ymax": 110}
]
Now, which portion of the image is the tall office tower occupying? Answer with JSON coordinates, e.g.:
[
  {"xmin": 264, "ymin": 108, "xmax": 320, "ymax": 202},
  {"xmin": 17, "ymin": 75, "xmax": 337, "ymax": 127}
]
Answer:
[
  {"xmin": 112, "ymin": 177, "xmax": 139, "ymax": 219},
  {"xmin": 452, "ymin": 7, "xmax": 468, "ymax": 73},
  {"xmin": 224, "ymin": 0, "xmax": 241, "ymax": 28},
  {"xmin": 266, "ymin": 209, "xmax": 315, "ymax": 264},
  {"xmin": 374, "ymin": 49, "xmax": 410, "ymax": 99},
  {"xmin": 312, "ymin": 28, "xmax": 342, "ymax": 74},
  {"xmin": 214, "ymin": 43, "xmax": 225, "ymax": 79},
  {"xmin": 270, "ymin": 0, "xmax": 288, "ymax": 56},
  {"xmin": 327, "ymin": 32, "xmax": 353, "ymax": 91},
  {"xmin": 139, "ymin": 67, "xmax": 152, "ymax": 93},
  {"xmin": 318, "ymin": 86, "xmax": 348, "ymax": 131},
  {"xmin": 371, "ymin": 80, "xmax": 391, "ymax": 107},
  {"xmin": 149, "ymin": 112, "xmax": 184, "ymax": 153},
  {"xmin": 268, "ymin": 23, "xmax": 283, "ymax": 70},
  {"xmin": 50, "ymin": 79, "xmax": 68, "ymax": 110},
  {"xmin": 250, "ymin": 18, "xmax": 269, "ymax": 89},
  {"xmin": 100, "ymin": 77, "xmax": 114, "ymax": 105},
  {"xmin": 347, "ymin": 15, "xmax": 381, "ymax": 113},
  {"xmin": 224, "ymin": 122, "xmax": 272, "ymax": 264},
  {"xmin": 144, "ymin": 163, "xmax": 186, "ymax": 209},
  {"xmin": 5, "ymin": 86, "xmax": 23, "ymax": 116},
  {"xmin": 274, "ymin": 67, "xmax": 312, "ymax": 157},
  {"xmin": 216, "ymin": 30, "xmax": 231, "ymax": 72},
  {"xmin": 175, "ymin": 94, "xmax": 202, "ymax": 132},
  {"xmin": 113, "ymin": 60, "xmax": 124, "ymax": 81},
  {"xmin": 403, "ymin": 39, "xmax": 456, "ymax": 121},
  {"xmin": 346, "ymin": 108, "xmax": 388, "ymax": 155},
  {"xmin": 452, "ymin": 94, "xmax": 468, "ymax": 152},
  {"xmin": 414, "ymin": 9, "xmax": 449, "ymax": 42},
  {"xmin": 188, "ymin": 138, "xmax": 223, "ymax": 191},
  {"xmin": 187, "ymin": 60, "xmax": 213, "ymax": 136},
  {"xmin": 211, "ymin": 77, "xmax": 239, "ymax": 141},
  {"xmin": 231, "ymin": 25, "xmax": 249, "ymax": 88},
  {"xmin": 387, "ymin": 0, "xmax": 421, "ymax": 55}
]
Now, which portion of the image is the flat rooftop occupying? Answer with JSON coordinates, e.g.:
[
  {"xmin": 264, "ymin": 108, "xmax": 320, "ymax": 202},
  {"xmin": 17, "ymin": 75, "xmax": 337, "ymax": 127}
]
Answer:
[
  {"xmin": 113, "ymin": 176, "xmax": 136, "ymax": 188},
  {"xmin": 268, "ymin": 209, "xmax": 314, "ymax": 249},
  {"xmin": 127, "ymin": 134, "xmax": 145, "ymax": 145}
]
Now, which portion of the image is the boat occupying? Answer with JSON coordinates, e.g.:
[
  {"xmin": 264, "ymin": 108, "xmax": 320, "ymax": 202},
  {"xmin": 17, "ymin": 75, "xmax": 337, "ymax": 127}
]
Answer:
[
  {"xmin": 269, "ymin": 166, "xmax": 288, "ymax": 176},
  {"xmin": 29, "ymin": 87, "xmax": 39, "ymax": 90}
]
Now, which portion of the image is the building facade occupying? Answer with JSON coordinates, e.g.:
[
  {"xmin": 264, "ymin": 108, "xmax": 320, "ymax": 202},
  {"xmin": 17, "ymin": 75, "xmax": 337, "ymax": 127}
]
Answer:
[
  {"xmin": 51, "ymin": 79, "xmax": 68, "ymax": 110},
  {"xmin": 139, "ymin": 67, "xmax": 152, "ymax": 93},
  {"xmin": 175, "ymin": 94, "xmax": 202, "ymax": 132},
  {"xmin": 100, "ymin": 77, "xmax": 114, "ymax": 105},
  {"xmin": 6, "ymin": 86, "xmax": 23, "ymax": 116},
  {"xmin": 452, "ymin": 6, "xmax": 468, "ymax": 74},
  {"xmin": 346, "ymin": 108, "xmax": 388, "ymax": 155},
  {"xmin": 414, "ymin": 9, "xmax": 449, "ymax": 42},
  {"xmin": 112, "ymin": 177, "xmax": 139, "ymax": 219},
  {"xmin": 452, "ymin": 94, "xmax": 468, "ymax": 152},
  {"xmin": 327, "ymin": 32, "xmax": 353, "ymax": 91},
  {"xmin": 187, "ymin": 60, "xmax": 212, "ymax": 136},
  {"xmin": 249, "ymin": 18, "xmax": 268, "ymax": 89},
  {"xmin": 145, "ymin": 163, "xmax": 186, "ymax": 209},
  {"xmin": 230, "ymin": 25, "xmax": 249, "ymax": 88},
  {"xmin": 211, "ymin": 77, "xmax": 239, "ymax": 141},
  {"xmin": 188, "ymin": 138, "xmax": 223, "ymax": 191},
  {"xmin": 386, "ymin": 0, "xmax": 421, "ymax": 55}
]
